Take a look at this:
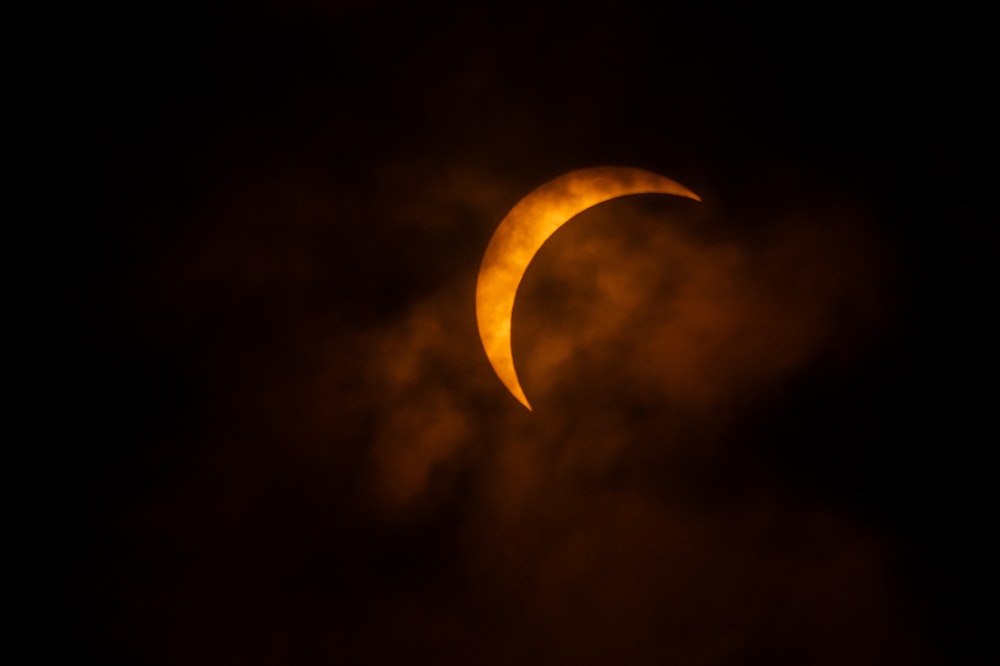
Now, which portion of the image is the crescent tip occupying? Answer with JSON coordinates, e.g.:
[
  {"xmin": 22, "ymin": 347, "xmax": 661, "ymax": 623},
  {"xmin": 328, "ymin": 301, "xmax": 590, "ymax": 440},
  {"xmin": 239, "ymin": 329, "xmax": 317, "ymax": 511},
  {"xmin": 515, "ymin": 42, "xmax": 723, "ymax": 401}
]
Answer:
[{"xmin": 511, "ymin": 385, "xmax": 533, "ymax": 411}]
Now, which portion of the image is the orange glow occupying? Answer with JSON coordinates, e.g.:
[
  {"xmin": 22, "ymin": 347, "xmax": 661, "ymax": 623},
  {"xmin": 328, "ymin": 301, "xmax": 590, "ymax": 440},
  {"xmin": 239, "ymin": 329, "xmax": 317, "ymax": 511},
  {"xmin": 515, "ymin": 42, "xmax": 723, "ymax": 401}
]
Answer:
[{"xmin": 476, "ymin": 167, "xmax": 700, "ymax": 410}]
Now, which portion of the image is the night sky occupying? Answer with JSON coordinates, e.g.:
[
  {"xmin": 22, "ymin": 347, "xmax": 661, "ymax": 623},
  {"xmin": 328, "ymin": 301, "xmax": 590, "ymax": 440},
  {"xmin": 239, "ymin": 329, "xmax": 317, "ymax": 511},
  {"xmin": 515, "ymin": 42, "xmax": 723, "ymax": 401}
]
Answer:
[{"xmin": 52, "ymin": 2, "xmax": 994, "ymax": 664}]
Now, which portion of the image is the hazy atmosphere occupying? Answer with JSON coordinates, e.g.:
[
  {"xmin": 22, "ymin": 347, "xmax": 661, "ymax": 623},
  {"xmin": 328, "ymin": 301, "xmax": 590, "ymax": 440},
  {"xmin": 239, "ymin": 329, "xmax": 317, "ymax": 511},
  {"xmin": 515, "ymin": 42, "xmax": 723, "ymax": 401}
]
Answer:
[{"xmin": 51, "ymin": 2, "xmax": 994, "ymax": 664}]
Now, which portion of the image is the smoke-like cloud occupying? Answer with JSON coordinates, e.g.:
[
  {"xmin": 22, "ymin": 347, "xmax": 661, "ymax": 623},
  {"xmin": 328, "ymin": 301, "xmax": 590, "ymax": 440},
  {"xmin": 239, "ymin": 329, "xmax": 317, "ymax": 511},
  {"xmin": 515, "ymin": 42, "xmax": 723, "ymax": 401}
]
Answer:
[
  {"xmin": 200, "ymin": 163, "xmax": 917, "ymax": 664},
  {"xmin": 70, "ymin": 2, "xmax": 958, "ymax": 661}
]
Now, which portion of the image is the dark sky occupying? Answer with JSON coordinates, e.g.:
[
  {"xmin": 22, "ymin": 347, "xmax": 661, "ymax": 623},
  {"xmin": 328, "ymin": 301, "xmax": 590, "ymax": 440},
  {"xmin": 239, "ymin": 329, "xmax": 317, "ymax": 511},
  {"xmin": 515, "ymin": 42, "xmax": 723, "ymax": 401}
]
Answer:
[{"xmin": 52, "ymin": 2, "xmax": 994, "ymax": 664}]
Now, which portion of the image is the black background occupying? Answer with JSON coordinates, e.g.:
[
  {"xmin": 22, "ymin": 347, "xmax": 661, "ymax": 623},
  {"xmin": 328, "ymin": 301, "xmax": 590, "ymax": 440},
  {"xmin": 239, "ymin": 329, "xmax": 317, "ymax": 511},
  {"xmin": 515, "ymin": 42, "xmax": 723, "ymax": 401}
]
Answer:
[{"xmin": 48, "ymin": 1, "xmax": 994, "ymax": 664}]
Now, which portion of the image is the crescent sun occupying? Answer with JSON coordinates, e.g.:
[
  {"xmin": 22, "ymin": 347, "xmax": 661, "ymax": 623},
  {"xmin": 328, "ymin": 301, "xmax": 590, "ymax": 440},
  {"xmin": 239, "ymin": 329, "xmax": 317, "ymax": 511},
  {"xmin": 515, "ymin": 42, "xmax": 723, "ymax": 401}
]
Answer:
[{"xmin": 476, "ymin": 166, "xmax": 701, "ymax": 410}]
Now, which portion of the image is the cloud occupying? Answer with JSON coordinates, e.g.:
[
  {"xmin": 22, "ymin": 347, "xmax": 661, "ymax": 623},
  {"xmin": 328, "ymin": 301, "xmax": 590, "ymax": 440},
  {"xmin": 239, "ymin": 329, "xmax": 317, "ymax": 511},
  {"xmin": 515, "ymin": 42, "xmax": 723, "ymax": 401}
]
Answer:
[
  {"xmin": 287, "ymin": 166, "xmax": 914, "ymax": 663},
  {"xmin": 104, "ymin": 142, "xmax": 912, "ymax": 664}
]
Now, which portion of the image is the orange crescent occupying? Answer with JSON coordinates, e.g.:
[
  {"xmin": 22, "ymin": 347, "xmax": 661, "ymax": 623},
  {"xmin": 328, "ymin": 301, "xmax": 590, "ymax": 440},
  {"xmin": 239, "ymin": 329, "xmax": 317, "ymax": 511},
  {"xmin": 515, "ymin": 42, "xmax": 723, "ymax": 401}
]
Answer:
[{"xmin": 476, "ymin": 166, "xmax": 701, "ymax": 410}]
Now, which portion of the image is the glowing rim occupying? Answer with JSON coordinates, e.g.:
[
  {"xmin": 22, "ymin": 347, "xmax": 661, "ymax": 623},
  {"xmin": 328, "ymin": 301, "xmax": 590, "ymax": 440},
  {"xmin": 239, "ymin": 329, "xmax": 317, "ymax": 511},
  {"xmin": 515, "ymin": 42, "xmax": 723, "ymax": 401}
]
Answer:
[{"xmin": 476, "ymin": 166, "xmax": 700, "ymax": 410}]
